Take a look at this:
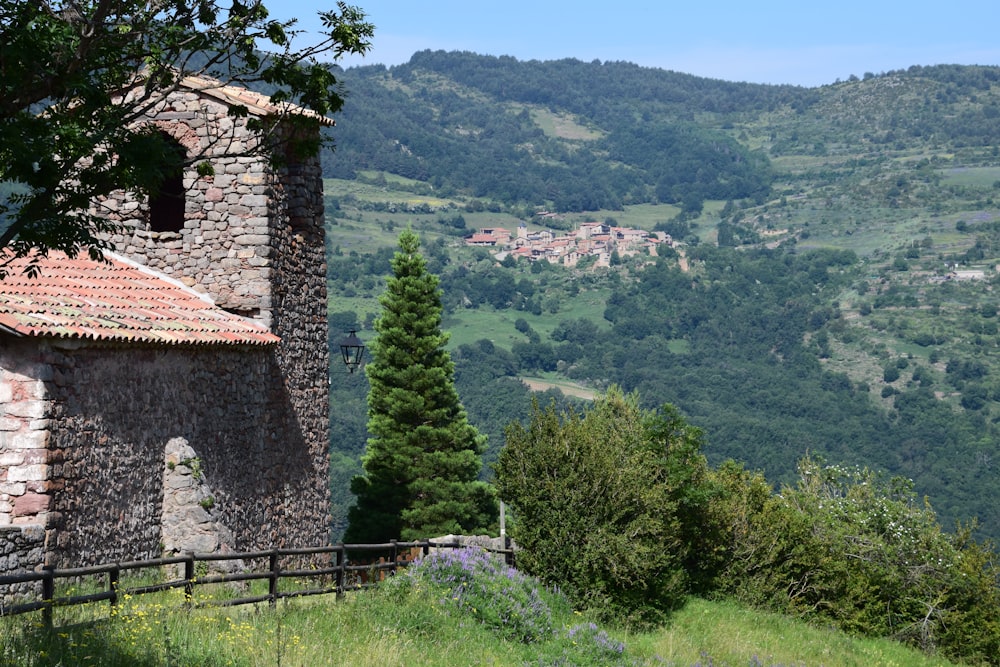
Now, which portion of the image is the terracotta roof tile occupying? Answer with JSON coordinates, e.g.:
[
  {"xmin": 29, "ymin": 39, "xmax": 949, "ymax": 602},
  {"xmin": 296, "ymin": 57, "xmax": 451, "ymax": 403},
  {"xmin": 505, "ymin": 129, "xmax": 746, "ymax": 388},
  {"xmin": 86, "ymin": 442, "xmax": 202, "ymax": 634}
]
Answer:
[{"xmin": 0, "ymin": 251, "xmax": 279, "ymax": 346}]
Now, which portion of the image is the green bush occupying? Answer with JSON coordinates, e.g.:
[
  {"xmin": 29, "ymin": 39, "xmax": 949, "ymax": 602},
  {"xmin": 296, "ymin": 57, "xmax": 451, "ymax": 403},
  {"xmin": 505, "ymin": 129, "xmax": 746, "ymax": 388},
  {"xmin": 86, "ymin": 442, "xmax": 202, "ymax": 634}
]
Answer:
[
  {"xmin": 710, "ymin": 456, "xmax": 1000, "ymax": 664},
  {"xmin": 495, "ymin": 387, "xmax": 716, "ymax": 626},
  {"xmin": 377, "ymin": 546, "xmax": 644, "ymax": 665},
  {"xmin": 883, "ymin": 365, "xmax": 901, "ymax": 383}
]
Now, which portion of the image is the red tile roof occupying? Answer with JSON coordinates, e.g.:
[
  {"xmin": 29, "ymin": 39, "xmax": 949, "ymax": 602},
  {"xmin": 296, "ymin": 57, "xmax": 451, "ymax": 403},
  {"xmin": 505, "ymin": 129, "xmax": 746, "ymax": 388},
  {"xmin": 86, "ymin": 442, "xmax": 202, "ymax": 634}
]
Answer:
[{"xmin": 0, "ymin": 251, "xmax": 279, "ymax": 346}]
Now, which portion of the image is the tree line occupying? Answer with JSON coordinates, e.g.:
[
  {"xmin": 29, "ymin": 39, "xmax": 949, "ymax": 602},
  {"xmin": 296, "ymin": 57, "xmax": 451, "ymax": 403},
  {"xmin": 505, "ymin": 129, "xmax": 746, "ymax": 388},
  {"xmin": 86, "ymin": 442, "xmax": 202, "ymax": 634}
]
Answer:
[
  {"xmin": 329, "ymin": 237, "xmax": 1000, "ymax": 544},
  {"xmin": 326, "ymin": 53, "xmax": 779, "ymax": 213}
]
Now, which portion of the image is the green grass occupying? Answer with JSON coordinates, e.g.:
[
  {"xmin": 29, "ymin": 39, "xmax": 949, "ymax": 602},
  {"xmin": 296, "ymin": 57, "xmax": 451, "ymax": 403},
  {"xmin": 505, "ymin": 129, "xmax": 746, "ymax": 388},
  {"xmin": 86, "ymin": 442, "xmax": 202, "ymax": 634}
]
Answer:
[
  {"xmin": 636, "ymin": 597, "xmax": 957, "ymax": 667},
  {"xmin": 520, "ymin": 374, "xmax": 597, "ymax": 400},
  {"xmin": 527, "ymin": 106, "xmax": 603, "ymax": 141},
  {"xmin": 939, "ymin": 166, "xmax": 1000, "ymax": 188},
  {"xmin": 326, "ymin": 176, "xmax": 454, "ymax": 208},
  {"xmin": 443, "ymin": 307, "xmax": 528, "ymax": 350},
  {"xmin": 559, "ymin": 203, "xmax": 682, "ymax": 231},
  {"xmin": 442, "ymin": 286, "xmax": 612, "ymax": 352},
  {"xmin": 0, "ymin": 591, "xmax": 961, "ymax": 667}
]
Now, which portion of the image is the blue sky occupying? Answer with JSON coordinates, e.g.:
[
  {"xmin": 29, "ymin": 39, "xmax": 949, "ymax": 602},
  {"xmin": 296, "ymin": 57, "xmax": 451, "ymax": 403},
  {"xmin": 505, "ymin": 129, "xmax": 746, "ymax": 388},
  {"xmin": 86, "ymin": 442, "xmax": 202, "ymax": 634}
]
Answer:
[{"xmin": 275, "ymin": 1, "xmax": 1000, "ymax": 87}]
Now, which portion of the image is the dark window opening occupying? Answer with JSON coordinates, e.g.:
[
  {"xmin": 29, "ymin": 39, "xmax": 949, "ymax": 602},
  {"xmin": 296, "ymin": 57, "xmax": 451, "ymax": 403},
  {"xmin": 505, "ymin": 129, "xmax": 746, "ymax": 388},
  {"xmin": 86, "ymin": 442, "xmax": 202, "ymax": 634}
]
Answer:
[
  {"xmin": 223, "ymin": 306, "xmax": 262, "ymax": 320},
  {"xmin": 149, "ymin": 134, "xmax": 187, "ymax": 233}
]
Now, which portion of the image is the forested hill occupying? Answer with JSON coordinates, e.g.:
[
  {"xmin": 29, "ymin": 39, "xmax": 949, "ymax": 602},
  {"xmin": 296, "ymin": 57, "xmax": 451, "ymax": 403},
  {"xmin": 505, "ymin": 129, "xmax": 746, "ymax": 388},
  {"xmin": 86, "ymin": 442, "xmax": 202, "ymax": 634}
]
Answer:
[
  {"xmin": 324, "ymin": 51, "xmax": 790, "ymax": 210},
  {"xmin": 325, "ymin": 51, "xmax": 1000, "ymax": 212},
  {"xmin": 321, "ymin": 52, "xmax": 1000, "ymax": 542}
]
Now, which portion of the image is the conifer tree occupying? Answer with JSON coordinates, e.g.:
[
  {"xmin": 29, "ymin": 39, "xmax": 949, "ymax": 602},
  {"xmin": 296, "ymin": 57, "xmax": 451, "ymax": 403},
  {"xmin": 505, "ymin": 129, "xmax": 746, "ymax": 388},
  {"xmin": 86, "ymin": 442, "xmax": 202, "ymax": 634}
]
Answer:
[{"xmin": 345, "ymin": 229, "xmax": 495, "ymax": 543}]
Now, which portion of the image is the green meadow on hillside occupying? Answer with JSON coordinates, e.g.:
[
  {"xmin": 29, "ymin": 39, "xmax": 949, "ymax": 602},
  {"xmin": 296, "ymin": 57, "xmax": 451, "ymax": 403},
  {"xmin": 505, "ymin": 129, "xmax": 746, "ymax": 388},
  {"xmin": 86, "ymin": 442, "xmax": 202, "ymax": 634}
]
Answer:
[{"xmin": 0, "ymin": 579, "xmax": 960, "ymax": 667}]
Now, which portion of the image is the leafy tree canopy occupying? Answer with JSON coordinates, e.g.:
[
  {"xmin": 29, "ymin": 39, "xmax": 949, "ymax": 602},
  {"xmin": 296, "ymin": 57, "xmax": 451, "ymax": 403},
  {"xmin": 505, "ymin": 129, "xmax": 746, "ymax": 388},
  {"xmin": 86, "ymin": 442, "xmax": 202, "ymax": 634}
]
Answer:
[{"xmin": 0, "ymin": 0, "xmax": 373, "ymax": 275}]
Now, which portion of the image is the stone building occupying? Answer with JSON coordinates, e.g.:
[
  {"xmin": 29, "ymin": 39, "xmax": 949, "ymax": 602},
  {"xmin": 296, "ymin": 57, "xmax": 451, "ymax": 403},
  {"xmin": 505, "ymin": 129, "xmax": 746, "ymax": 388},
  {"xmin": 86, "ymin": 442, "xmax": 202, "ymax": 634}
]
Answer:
[{"xmin": 0, "ymin": 75, "xmax": 331, "ymax": 574}]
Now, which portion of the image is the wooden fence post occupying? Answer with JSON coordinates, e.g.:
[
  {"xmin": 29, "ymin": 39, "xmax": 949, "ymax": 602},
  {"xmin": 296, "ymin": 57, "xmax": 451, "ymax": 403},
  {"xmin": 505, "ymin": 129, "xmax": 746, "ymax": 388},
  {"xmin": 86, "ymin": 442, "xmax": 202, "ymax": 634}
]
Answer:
[
  {"xmin": 183, "ymin": 555, "xmax": 195, "ymax": 605},
  {"xmin": 109, "ymin": 565, "xmax": 120, "ymax": 612},
  {"xmin": 268, "ymin": 550, "xmax": 279, "ymax": 608},
  {"xmin": 41, "ymin": 566, "xmax": 54, "ymax": 628},
  {"xmin": 335, "ymin": 547, "xmax": 344, "ymax": 599}
]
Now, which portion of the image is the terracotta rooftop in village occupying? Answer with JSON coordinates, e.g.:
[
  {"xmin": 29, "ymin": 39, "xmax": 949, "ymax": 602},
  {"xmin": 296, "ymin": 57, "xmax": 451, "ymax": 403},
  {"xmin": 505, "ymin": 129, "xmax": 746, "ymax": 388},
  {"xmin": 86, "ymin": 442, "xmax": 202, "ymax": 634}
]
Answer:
[
  {"xmin": 0, "ymin": 251, "xmax": 279, "ymax": 346},
  {"xmin": 180, "ymin": 74, "xmax": 336, "ymax": 126}
]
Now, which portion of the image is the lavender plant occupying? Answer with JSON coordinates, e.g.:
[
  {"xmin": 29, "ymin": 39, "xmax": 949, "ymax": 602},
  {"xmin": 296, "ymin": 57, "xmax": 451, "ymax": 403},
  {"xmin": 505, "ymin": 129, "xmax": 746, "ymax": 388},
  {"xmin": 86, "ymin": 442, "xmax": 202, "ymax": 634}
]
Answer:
[
  {"xmin": 397, "ymin": 547, "xmax": 554, "ymax": 643},
  {"xmin": 564, "ymin": 622, "xmax": 627, "ymax": 662}
]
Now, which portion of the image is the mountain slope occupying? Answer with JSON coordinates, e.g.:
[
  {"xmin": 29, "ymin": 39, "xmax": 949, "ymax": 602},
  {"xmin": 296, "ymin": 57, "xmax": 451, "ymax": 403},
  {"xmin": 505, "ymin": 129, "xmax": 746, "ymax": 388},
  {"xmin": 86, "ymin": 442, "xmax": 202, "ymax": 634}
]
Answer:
[{"xmin": 321, "ymin": 53, "xmax": 1000, "ymax": 541}]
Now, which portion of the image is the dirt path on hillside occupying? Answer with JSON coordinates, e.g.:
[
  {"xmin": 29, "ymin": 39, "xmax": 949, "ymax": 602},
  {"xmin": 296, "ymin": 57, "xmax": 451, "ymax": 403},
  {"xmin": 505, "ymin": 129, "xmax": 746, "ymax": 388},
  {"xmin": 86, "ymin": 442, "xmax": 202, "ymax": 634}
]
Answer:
[
  {"xmin": 520, "ymin": 378, "xmax": 597, "ymax": 400},
  {"xmin": 677, "ymin": 248, "xmax": 689, "ymax": 272}
]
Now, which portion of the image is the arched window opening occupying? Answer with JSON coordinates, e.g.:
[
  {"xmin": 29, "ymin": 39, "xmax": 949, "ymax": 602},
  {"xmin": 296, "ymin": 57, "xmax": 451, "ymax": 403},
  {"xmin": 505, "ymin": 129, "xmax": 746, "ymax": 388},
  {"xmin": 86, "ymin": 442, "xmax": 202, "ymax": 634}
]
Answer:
[{"xmin": 149, "ymin": 133, "xmax": 187, "ymax": 233}]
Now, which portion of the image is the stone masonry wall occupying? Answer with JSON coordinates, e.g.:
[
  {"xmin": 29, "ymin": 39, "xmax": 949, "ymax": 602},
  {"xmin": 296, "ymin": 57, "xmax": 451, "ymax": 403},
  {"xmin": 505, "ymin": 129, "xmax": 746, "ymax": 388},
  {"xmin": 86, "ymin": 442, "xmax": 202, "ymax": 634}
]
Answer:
[
  {"xmin": 0, "ymin": 525, "xmax": 44, "ymax": 602},
  {"xmin": 41, "ymin": 342, "xmax": 329, "ymax": 568},
  {"xmin": 0, "ymin": 341, "xmax": 56, "ymax": 530},
  {"xmin": 99, "ymin": 89, "xmax": 332, "ymax": 537},
  {"xmin": 161, "ymin": 437, "xmax": 236, "ymax": 560},
  {"xmin": 102, "ymin": 90, "xmax": 277, "ymax": 325},
  {"xmin": 266, "ymin": 129, "xmax": 331, "ymax": 542}
]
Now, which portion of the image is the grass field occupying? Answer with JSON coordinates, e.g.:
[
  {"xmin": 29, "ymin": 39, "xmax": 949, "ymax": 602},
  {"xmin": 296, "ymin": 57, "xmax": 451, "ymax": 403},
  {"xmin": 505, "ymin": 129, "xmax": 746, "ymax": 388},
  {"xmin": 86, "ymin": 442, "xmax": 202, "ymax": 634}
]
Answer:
[
  {"xmin": 520, "ymin": 375, "xmax": 598, "ymax": 400},
  {"xmin": 939, "ymin": 166, "xmax": 1000, "ymax": 187},
  {"xmin": 555, "ymin": 202, "xmax": 683, "ymax": 232},
  {"xmin": 0, "ymin": 588, "xmax": 960, "ymax": 667},
  {"xmin": 442, "ymin": 286, "xmax": 612, "ymax": 351},
  {"xmin": 528, "ymin": 106, "xmax": 603, "ymax": 141}
]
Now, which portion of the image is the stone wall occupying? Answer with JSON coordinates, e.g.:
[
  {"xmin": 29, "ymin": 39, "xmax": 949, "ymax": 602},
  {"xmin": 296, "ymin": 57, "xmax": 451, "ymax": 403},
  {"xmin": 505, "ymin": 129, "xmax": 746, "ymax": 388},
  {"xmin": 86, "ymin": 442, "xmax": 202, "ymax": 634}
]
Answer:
[
  {"xmin": 266, "ymin": 130, "xmax": 331, "ymax": 541},
  {"xmin": 0, "ymin": 342, "xmax": 55, "ymax": 529},
  {"xmin": 1, "ymin": 334, "xmax": 330, "ymax": 571},
  {"xmin": 98, "ymin": 88, "xmax": 332, "ymax": 549},
  {"xmin": 102, "ymin": 88, "xmax": 300, "ymax": 328},
  {"xmin": 0, "ymin": 525, "xmax": 45, "ymax": 603},
  {"xmin": 161, "ymin": 437, "xmax": 236, "ymax": 560},
  {"xmin": 37, "ymin": 341, "xmax": 329, "ymax": 567}
]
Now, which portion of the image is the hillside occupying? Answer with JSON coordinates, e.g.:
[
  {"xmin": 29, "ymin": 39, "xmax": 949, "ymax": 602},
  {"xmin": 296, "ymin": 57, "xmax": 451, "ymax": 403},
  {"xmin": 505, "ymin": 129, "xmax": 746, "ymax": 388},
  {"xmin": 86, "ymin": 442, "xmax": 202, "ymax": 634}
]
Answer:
[{"xmin": 322, "ymin": 53, "xmax": 1000, "ymax": 542}]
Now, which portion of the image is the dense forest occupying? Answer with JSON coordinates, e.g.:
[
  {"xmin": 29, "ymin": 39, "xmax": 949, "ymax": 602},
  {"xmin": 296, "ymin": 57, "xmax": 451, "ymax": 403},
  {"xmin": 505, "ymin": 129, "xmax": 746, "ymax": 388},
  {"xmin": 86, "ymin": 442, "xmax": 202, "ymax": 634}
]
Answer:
[
  {"xmin": 322, "ymin": 52, "xmax": 1000, "ymax": 543},
  {"xmin": 324, "ymin": 52, "xmax": 783, "ymax": 211}
]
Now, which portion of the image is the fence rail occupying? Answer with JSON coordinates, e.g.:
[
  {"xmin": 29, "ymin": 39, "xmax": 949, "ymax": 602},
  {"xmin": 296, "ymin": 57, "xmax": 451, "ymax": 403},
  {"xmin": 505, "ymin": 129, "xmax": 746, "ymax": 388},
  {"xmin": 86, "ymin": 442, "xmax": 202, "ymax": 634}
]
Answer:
[{"xmin": 0, "ymin": 539, "xmax": 514, "ymax": 624}]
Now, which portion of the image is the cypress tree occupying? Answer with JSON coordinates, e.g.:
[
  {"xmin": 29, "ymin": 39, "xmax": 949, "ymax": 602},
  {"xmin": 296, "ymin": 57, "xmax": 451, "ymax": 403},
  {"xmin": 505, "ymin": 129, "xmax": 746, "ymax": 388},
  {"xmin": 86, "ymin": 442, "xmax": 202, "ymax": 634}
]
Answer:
[{"xmin": 344, "ymin": 229, "xmax": 496, "ymax": 543}]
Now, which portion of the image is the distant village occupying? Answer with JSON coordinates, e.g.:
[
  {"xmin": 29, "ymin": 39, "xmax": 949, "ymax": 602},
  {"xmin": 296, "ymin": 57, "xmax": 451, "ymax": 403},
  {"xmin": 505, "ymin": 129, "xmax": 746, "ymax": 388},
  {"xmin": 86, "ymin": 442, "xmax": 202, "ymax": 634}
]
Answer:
[{"xmin": 464, "ymin": 219, "xmax": 673, "ymax": 267}]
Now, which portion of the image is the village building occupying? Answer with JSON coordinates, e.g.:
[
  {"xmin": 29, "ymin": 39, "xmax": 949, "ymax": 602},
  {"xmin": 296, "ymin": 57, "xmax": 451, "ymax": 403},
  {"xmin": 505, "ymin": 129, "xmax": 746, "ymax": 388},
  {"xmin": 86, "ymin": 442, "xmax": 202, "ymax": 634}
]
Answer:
[
  {"xmin": 468, "ymin": 220, "xmax": 666, "ymax": 268},
  {"xmin": 465, "ymin": 227, "xmax": 512, "ymax": 247},
  {"xmin": 0, "ymin": 75, "xmax": 331, "ymax": 576}
]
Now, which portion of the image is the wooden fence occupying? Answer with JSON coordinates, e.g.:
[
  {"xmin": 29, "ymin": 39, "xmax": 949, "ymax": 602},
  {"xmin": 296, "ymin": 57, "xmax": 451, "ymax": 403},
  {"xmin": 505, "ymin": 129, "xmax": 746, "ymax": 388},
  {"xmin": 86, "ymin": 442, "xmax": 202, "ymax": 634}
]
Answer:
[{"xmin": 0, "ymin": 539, "xmax": 514, "ymax": 625}]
